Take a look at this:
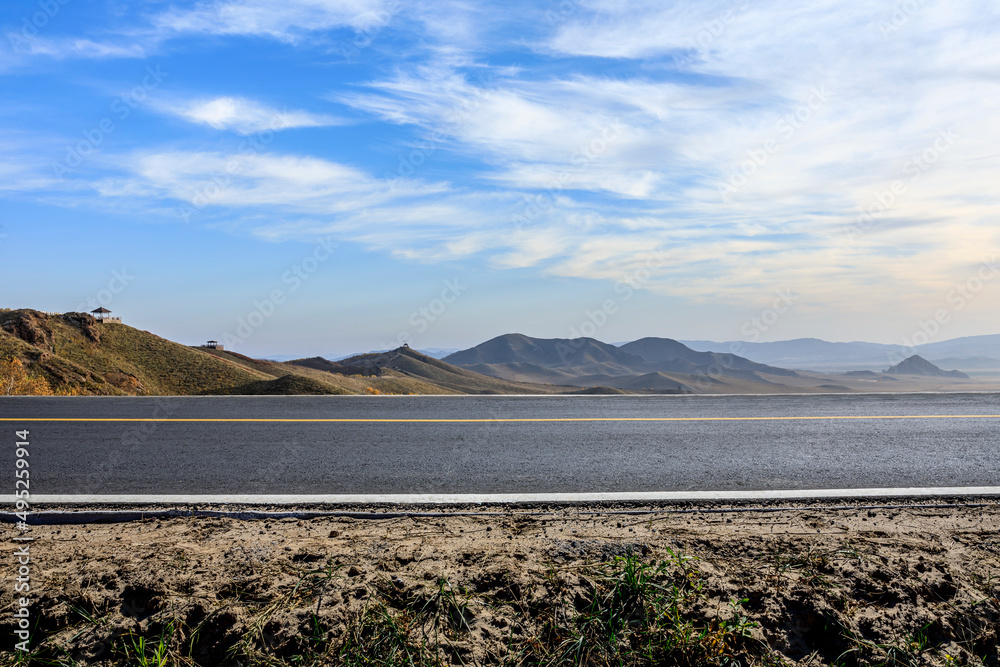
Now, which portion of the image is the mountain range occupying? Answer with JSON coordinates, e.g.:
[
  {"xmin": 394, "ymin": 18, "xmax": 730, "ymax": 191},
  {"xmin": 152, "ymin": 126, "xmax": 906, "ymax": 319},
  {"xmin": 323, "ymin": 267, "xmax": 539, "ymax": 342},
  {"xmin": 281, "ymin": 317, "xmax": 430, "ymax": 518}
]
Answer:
[
  {"xmin": 321, "ymin": 336, "xmax": 1000, "ymax": 374},
  {"xmin": 441, "ymin": 333, "xmax": 984, "ymax": 392},
  {"xmin": 681, "ymin": 335, "xmax": 1000, "ymax": 372},
  {"xmin": 443, "ymin": 334, "xmax": 800, "ymax": 392},
  {"xmin": 1, "ymin": 309, "xmax": 993, "ymax": 395}
]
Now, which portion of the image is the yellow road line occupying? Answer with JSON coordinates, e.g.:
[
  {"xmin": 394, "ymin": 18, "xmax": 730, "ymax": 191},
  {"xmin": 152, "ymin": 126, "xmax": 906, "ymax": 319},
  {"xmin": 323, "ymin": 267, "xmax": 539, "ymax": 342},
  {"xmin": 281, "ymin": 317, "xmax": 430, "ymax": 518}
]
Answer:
[{"xmin": 1, "ymin": 415, "xmax": 999, "ymax": 423}]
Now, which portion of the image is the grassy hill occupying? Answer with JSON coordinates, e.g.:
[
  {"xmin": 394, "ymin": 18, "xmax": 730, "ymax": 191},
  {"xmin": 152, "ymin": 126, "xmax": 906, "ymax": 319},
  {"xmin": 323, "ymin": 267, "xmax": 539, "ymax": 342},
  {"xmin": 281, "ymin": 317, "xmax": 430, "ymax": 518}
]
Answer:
[
  {"xmin": 205, "ymin": 348, "xmax": 457, "ymax": 395},
  {"xmin": 200, "ymin": 374, "xmax": 348, "ymax": 396},
  {"xmin": 0, "ymin": 309, "xmax": 270, "ymax": 395},
  {"xmin": 0, "ymin": 309, "xmax": 570, "ymax": 396}
]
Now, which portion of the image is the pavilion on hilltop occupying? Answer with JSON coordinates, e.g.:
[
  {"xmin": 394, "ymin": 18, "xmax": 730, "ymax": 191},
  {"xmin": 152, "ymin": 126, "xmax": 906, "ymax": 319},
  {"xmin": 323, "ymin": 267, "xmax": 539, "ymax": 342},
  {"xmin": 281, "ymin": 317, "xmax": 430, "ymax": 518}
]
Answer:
[{"xmin": 91, "ymin": 307, "xmax": 121, "ymax": 323}]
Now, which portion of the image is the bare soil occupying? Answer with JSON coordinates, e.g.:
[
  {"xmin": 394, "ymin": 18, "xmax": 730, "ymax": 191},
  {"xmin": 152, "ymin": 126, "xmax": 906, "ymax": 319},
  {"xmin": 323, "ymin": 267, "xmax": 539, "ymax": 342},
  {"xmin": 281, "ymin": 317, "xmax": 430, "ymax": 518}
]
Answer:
[{"xmin": 2, "ymin": 500, "xmax": 998, "ymax": 665}]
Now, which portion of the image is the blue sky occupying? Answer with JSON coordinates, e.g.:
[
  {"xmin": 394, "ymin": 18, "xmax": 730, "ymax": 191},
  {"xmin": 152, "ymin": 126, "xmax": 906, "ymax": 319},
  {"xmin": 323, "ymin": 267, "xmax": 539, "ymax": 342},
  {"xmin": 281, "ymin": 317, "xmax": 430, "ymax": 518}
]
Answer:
[{"xmin": 2, "ymin": 0, "xmax": 999, "ymax": 357}]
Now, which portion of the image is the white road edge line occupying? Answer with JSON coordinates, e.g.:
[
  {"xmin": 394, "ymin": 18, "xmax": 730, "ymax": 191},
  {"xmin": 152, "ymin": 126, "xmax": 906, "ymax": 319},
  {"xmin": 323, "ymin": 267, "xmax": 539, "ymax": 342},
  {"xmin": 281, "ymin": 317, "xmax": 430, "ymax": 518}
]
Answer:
[{"xmin": 10, "ymin": 487, "xmax": 1000, "ymax": 504}]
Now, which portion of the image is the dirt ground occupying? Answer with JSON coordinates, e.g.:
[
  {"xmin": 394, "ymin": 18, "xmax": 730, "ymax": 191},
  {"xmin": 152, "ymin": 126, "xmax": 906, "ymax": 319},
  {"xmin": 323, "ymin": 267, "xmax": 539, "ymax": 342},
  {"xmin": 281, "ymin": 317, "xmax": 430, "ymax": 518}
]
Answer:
[{"xmin": 2, "ymin": 499, "xmax": 999, "ymax": 666}]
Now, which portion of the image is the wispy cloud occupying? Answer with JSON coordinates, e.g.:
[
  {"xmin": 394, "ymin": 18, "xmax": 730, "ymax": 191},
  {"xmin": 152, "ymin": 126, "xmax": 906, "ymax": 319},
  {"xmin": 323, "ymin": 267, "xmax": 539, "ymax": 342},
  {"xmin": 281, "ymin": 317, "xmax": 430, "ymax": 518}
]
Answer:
[
  {"xmin": 4, "ymin": 0, "xmax": 399, "ymax": 65},
  {"xmin": 340, "ymin": 67, "xmax": 673, "ymax": 199},
  {"xmin": 157, "ymin": 97, "xmax": 346, "ymax": 134},
  {"xmin": 4, "ymin": 0, "xmax": 1000, "ymax": 336},
  {"xmin": 12, "ymin": 38, "xmax": 146, "ymax": 60},
  {"xmin": 153, "ymin": 0, "xmax": 395, "ymax": 43},
  {"xmin": 327, "ymin": 0, "xmax": 1000, "ymax": 310},
  {"xmin": 101, "ymin": 150, "xmax": 448, "ymax": 213}
]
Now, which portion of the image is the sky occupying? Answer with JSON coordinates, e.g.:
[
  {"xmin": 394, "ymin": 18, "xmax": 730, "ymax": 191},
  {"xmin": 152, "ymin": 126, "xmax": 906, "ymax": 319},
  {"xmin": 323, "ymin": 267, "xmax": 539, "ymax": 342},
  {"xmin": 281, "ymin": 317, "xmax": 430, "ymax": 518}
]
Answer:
[{"xmin": 2, "ymin": 0, "xmax": 999, "ymax": 358}]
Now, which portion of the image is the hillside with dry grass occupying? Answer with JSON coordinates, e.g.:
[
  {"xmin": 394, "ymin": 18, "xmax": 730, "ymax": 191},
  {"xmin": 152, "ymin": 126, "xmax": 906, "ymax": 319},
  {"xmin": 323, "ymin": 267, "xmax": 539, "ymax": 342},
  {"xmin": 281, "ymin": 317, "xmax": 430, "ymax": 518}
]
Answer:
[
  {"xmin": 0, "ymin": 309, "xmax": 567, "ymax": 396},
  {"xmin": 0, "ymin": 309, "xmax": 271, "ymax": 395}
]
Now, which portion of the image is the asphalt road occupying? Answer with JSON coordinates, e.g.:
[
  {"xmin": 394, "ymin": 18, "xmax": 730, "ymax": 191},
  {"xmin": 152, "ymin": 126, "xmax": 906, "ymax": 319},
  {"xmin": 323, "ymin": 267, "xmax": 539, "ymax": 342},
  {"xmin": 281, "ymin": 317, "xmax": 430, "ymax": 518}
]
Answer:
[{"xmin": 3, "ymin": 393, "xmax": 1000, "ymax": 495}]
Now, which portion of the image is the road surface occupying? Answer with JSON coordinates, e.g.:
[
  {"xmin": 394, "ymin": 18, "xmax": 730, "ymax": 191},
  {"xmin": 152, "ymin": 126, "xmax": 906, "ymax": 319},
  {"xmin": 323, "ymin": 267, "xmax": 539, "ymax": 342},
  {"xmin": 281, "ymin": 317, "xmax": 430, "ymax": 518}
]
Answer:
[{"xmin": 2, "ymin": 393, "xmax": 999, "ymax": 498}]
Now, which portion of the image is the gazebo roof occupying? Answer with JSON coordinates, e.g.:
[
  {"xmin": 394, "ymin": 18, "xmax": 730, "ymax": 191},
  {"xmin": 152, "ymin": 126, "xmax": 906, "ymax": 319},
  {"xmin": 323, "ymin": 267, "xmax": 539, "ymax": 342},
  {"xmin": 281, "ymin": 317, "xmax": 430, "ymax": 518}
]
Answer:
[{"xmin": 91, "ymin": 307, "xmax": 112, "ymax": 314}]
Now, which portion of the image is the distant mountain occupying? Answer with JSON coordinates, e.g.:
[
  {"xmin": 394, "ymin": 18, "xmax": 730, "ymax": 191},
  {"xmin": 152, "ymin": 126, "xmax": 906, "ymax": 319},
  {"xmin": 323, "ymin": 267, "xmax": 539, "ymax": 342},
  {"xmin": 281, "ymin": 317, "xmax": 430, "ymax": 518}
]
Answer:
[
  {"xmin": 335, "ymin": 346, "xmax": 559, "ymax": 394},
  {"xmin": 619, "ymin": 337, "xmax": 799, "ymax": 377},
  {"xmin": 680, "ymin": 338, "xmax": 894, "ymax": 371},
  {"xmin": 884, "ymin": 355, "xmax": 970, "ymax": 378},
  {"xmin": 444, "ymin": 333, "xmax": 798, "ymax": 386},
  {"xmin": 681, "ymin": 336, "xmax": 1000, "ymax": 372},
  {"xmin": 444, "ymin": 333, "xmax": 652, "ymax": 376},
  {"xmin": 918, "ymin": 334, "xmax": 1000, "ymax": 360}
]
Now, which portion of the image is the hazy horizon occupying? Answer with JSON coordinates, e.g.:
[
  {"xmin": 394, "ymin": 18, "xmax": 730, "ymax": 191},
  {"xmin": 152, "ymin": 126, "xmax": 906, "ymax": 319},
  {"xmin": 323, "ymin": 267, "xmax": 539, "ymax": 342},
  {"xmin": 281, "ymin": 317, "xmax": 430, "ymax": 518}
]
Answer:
[
  {"xmin": 3, "ymin": 1, "xmax": 999, "ymax": 358},
  {"xmin": 278, "ymin": 330, "xmax": 1000, "ymax": 363}
]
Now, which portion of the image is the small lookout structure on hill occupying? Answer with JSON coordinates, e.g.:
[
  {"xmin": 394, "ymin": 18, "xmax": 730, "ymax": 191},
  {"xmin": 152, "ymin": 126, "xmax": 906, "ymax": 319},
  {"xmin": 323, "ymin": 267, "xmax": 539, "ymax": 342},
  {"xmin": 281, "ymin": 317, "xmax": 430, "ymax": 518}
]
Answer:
[
  {"xmin": 204, "ymin": 340, "xmax": 223, "ymax": 350},
  {"xmin": 90, "ymin": 307, "xmax": 121, "ymax": 323}
]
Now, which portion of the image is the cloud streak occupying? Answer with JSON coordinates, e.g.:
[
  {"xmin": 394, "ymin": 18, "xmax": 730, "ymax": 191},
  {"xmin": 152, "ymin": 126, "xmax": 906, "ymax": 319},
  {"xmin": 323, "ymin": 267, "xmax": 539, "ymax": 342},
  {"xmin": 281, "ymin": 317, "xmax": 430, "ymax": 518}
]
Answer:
[
  {"xmin": 153, "ymin": 0, "xmax": 396, "ymax": 43},
  {"xmin": 158, "ymin": 97, "xmax": 346, "ymax": 134}
]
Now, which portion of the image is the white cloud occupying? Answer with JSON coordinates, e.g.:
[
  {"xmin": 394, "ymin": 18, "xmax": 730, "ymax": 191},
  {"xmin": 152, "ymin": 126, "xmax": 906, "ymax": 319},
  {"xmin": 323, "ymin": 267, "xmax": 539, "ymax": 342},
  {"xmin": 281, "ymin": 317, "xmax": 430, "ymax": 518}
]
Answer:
[
  {"xmin": 160, "ymin": 97, "xmax": 345, "ymax": 134},
  {"xmin": 105, "ymin": 150, "xmax": 447, "ymax": 214},
  {"xmin": 330, "ymin": 0, "xmax": 1000, "ymax": 315},
  {"xmin": 3, "ymin": 0, "xmax": 398, "ymax": 65},
  {"xmin": 0, "ymin": 160, "xmax": 57, "ymax": 192},
  {"xmin": 11, "ymin": 38, "xmax": 146, "ymax": 60},
  {"xmin": 0, "ymin": 133, "xmax": 70, "ymax": 192},
  {"xmin": 341, "ymin": 68, "xmax": 673, "ymax": 199},
  {"xmin": 154, "ymin": 0, "xmax": 395, "ymax": 43}
]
